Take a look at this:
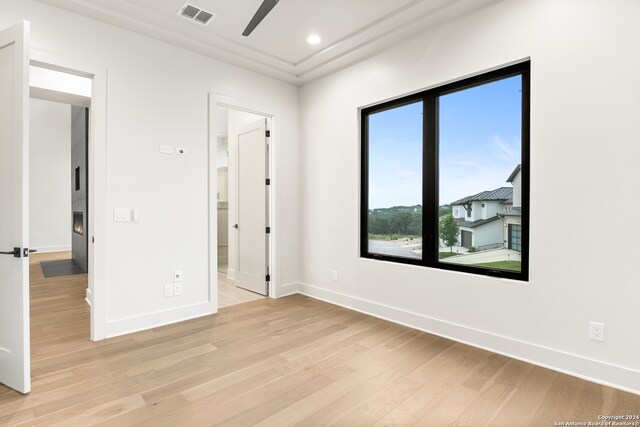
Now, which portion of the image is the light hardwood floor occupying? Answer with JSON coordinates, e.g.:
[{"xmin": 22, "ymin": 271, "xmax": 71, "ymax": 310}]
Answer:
[
  {"xmin": 218, "ymin": 273, "xmax": 265, "ymax": 308},
  {"xmin": 0, "ymin": 252, "xmax": 638, "ymax": 426}
]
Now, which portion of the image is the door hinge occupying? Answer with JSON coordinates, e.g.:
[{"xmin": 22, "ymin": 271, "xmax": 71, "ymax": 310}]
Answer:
[
  {"xmin": 265, "ymin": 130, "xmax": 271, "ymax": 138},
  {"xmin": 266, "ymin": 274, "xmax": 271, "ymax": 282},
  {"xmin": 266, "ymin": 227, "xmax": 271, "ymax": 234},
  {"xmin": 266, "ymin": 178, "xmax": 270, "ymax": 185}
]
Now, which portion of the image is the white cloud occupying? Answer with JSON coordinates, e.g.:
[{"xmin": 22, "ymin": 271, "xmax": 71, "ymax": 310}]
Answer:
[{"xmin": 494, "ymin": 134, "xmax": 515, "ymax": 158}]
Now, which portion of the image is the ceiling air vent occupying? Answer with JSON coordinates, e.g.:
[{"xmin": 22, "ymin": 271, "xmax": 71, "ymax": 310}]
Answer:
[{"xmin": 177, "ymin": 2, "xmax": 216, "ymax": 26}]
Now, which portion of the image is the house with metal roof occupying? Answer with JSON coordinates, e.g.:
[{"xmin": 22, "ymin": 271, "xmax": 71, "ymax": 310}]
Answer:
[
  {"xmin": 449, "ymin": 164, "xmax": 522, "ymax": 251},
  {"xmin": 450, "ymin": 187, "xmax": 512, "ymax": 250}
]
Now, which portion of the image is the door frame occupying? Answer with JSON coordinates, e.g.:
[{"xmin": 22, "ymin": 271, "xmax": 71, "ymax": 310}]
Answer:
[
  {"xmin": 30, "ymin": 49, "xmax": 108, "ymax": 341},
  {"xmin": 208, "ymin": 93, "xmax": 276, "ymax": 307}
]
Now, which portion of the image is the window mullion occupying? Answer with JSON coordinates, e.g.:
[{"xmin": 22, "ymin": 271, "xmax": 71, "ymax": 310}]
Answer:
[{"xmin": 423, "ymin": 94, "xmax": 438, "ymax": 268}]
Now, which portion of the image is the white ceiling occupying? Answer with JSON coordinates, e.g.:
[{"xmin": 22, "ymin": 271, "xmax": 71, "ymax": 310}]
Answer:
[{"xmin": 37, "ymin": 0, "xmax": 500, "ymax": 84}]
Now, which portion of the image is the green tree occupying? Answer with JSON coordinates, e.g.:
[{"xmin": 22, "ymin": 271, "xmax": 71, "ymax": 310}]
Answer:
[
  {"xmin": 390, "ymin": 211, "xmax": 412, "ymax": 234},
  {"xmin": 439, "ymin": 214, "xmax": 459, "ymax": 252},
  {"xmin": 439, "ymin": 204, "xmax": 452, "ymax": 218}
]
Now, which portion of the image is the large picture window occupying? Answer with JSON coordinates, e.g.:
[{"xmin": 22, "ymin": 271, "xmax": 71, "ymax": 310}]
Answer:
[{"xmin": 360, "ymin": 61, "xmax": 530, "ymax": 281}]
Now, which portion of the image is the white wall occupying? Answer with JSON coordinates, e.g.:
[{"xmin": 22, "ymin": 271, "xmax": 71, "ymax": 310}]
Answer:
[
  {"xmin": 512, "ymin": 170, "xmax": 522, "ymax": 208},
  {"xmin": 0, "ymin": 0, "xmax": 299, "ymax": 335},
  {"xmin": 483, "ymin": 200, "xmax": 502, "ymax": 219},
  {"xmin": 299, "ymin": 0, "xmax": 640, "ymax": 393},
  {"xmin": 469, "ymin": 201, "xmax": 481, "ymax": 222},
  {"xmin": 473, "ymin": 219, "xmax": 503, "ymax": 249},
  {"xmin": 29, "ymin": 98, "xmax": 71, "ymax": 252}
]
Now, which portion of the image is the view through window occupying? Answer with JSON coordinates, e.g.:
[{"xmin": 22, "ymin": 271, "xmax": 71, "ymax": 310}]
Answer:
[
  {"xmin": 361, "ymin": 62, "xmax": 529, "ymax": 280},
  {"xmin": 438, "ymin": 75, "xmax": 523, "ymax": 273},
  {"xmin": 367, "ymin": 101, "xmax": 423, "ymax": 260}
]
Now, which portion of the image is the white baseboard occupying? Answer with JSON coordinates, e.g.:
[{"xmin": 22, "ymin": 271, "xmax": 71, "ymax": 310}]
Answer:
[
  {"xmin": 227, "ymin": 269, "xmax": 236, "ymax": 280},
  {"xmin": 32, "ymin": 245, "xmax": 72, "ymax": 253},
  {"xmin": 277, "ymin": 282, "xmax": 300, "ymax": 298},
  {"xmin": 105, "ymin": 302, "xmax": 215, "ymax": 338},
  {"xmin": 298, "ymin": 282, "xmax": 640, "ymax": 396},
  {"xmin": 85, "ymin": 288, "xmax": 92, "ymax": 306}
]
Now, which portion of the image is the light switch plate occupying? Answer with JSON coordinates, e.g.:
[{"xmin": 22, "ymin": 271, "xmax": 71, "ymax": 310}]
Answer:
[
  {"xmin": 159, "ymin": 145, "xmax": 173, "ymax": 154},
  {"xmin": 114, "ymin": 208, "xmax": 130, "ymax": 222}
]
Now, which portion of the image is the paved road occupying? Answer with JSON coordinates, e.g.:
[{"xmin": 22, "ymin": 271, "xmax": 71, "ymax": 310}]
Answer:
[{"xmin": 368, "ymin": 240, "xmax": 421, "ymax": 259}]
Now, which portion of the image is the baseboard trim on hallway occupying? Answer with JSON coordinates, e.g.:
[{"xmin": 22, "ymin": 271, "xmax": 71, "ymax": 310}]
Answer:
[
  {"xmin": 297, "ymin": 282, "xmax": 640, "ymax": 396},
  {"xmin": 105, "ymin": 302, "xmax": 215, "ymax": 338}
]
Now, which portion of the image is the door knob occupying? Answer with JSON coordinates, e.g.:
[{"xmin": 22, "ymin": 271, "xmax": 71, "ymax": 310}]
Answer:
[
  {"xmin": 0, "ymin": 247, "xmax": 20, "ymax": 257},
  {"xmin": 233, "ymin": 224, "xmax": 239, "ymax": 229},
  {"xmin": 0, "ymin": 248, "xmax": 35, "ymax": 258}
]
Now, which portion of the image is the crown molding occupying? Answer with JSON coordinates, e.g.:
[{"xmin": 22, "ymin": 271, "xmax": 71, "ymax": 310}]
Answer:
[{"xmin": 37, "ymin": 0, "xmax": 500, "ymax": 85}]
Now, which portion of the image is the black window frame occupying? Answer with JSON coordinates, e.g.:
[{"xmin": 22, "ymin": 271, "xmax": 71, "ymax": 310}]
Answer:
[{"xmin": 360, "ymin": 61, "xmax": 530, "ymax": 281}]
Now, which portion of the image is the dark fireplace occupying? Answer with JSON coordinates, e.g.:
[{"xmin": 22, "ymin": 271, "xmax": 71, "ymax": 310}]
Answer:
[{"xmin": 73, "ymin": 212, "xmax": 84, "ymax": 235}]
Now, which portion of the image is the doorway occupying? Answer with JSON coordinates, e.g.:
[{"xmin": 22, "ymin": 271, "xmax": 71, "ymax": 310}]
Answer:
[
  {"xmin": 210, "ymin": 95, "xmax": 273, "ymax": 309},
  {"xmin": 29, "ymin": 78, "xmax": 91, "ymax": 346},
  {"xmin": 0, "ymin": 22, "xmax": 106, "ymax": 395},
  {"xmin": 30, "ymin": 50, "xmax": 108, "ymax": 343}
]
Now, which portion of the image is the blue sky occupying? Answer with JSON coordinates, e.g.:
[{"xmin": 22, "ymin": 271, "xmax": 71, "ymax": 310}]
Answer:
[{"xmin": 368, "ymin": 75, "xmax": 521, "ymax": 209}]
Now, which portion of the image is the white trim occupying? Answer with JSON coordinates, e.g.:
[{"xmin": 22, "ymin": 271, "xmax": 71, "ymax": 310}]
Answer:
[
  {"xmin": 105, "ymin": 302, "xmax": 215, "ymax": 338},
  {"xmin": 208, "ymin": 94, "xmax": 279, "ymax": 305},
  {"xmin": 85, "ymin": 288, "xmax": 92, "ymax": 306},
  {"xmin": 29, "ymin": 86, "xmax": 90, "ymax": 107},
  {"xmin": 30, "ymin": 49, "xmax": 108, "ymax": 341},
  {"xmin": 31, "ymin": 245, "xmax": 71, "ymax": 253},
  {"xmin": 36, "ymin": 0, "xmax": 499, "ymax": 84},
  {"xmin": 298, "ymin": 282, "xmax": 640, "ymax": 396},
  {"xmin": 278, "ymin": 282, "xmax": 300, "ymax": 298}
]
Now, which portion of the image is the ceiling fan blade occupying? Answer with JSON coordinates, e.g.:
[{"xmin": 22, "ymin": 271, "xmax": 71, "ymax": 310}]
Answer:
[{"xmin": 242, "ymin": 0, "xmax": 279, "ymax": 36}]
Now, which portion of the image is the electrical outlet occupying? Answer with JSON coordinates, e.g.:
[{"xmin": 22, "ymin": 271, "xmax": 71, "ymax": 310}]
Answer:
[
  {"xmin": 589, "ymin": 321, "xmax": 605, "ymax": 342},
  {"xmin": 174, "ymin": 270, "xmax": 182, "ymax": 282},
  {"xmin": 332, "ymin": 270, "xmax": 339, "ymax": 282},
  {"xmin": 164, "ymin": 283, "xmax": 173, "ymax": 297},
  {"xmin": 174, "ymin": 282, "xmax": 182, "ymax": 296}
]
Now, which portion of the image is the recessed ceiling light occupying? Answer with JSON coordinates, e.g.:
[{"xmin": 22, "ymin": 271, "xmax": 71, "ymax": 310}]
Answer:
[{"xmin": 307, "ymin": 34, "xmax": 321, "ymax": 45}]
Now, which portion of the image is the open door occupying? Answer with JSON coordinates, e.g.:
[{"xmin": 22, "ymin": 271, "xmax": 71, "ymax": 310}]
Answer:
[
  {"xmin": 0, "ymin": 21, "xmax": 31, "ymax": 394},
  {"xmin": 235, "ymin": 119, "xmax": 269, "ymax": 296}
]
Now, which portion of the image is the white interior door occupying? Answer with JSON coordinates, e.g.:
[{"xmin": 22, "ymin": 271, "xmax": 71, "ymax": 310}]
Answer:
[
  {"xmin": 235, "ymin": 119, "xmax": 268, "ymax": 295},
  {"xmin": 0, "ymin": 21, "xmax": 31, "ymax": 394}
]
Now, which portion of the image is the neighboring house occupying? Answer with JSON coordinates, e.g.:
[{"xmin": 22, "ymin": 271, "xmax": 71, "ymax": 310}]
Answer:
[
  {"xmin": 450, "ymin": 164, "xmax": 522, "ymax": 251},
  {"xmin": 498, "ymin": 164, "xmax": 523, "ymax": 252},
  {"xmin": 451, "ymin": 187, "xmax": 512, "ymax": 250}
]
